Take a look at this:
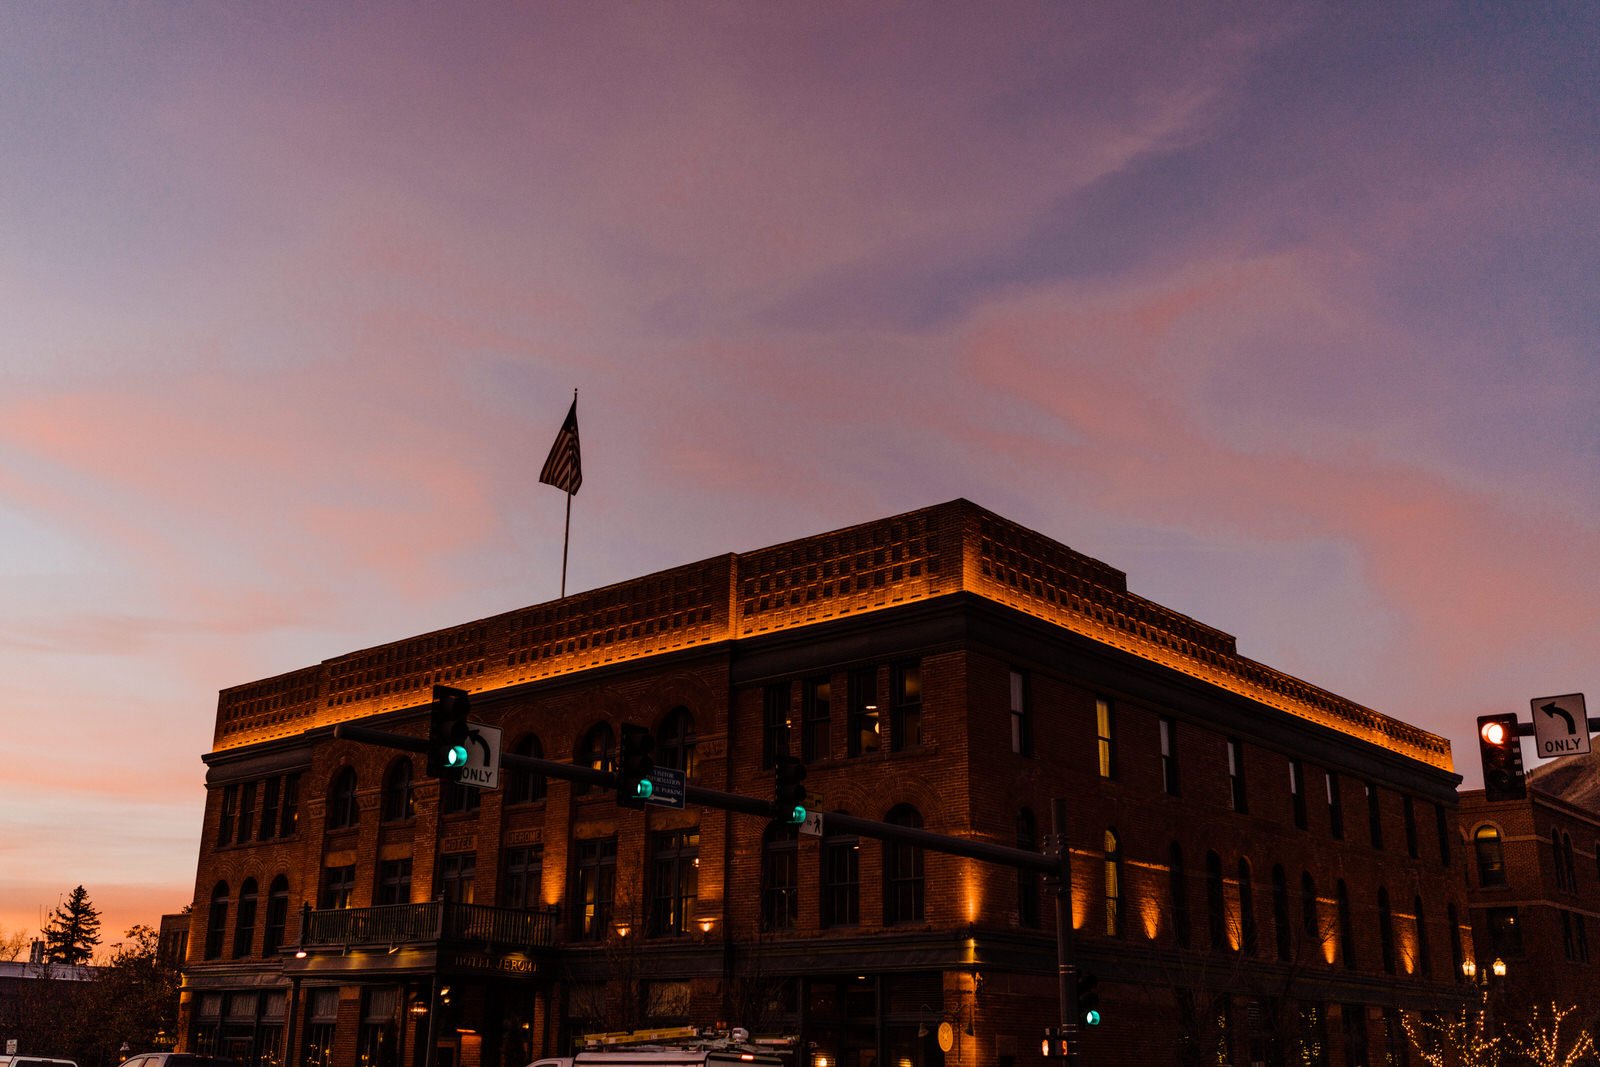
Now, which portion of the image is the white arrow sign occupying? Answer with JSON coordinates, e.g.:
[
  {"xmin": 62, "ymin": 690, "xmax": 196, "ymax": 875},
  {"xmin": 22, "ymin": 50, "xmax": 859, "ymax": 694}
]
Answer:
[{"xmin": 1531, "ymin": 693, "xmax": 1589, "ymax": 758}]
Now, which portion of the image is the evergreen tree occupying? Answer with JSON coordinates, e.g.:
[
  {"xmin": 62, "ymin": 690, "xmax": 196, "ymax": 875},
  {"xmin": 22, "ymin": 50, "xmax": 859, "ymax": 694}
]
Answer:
[{"xmin": 44, "ymin": 884, "xmax": 102, "ymax": 965}]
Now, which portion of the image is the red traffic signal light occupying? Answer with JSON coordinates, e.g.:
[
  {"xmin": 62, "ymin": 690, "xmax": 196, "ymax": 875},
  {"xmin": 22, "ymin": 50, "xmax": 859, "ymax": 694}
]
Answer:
[{"xmin": 1477, "ymin": 713, "xmax": 1526, "ymax": 802}]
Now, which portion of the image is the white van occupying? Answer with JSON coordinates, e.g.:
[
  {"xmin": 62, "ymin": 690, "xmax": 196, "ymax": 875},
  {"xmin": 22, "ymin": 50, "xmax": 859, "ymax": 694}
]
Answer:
[{"xmin": 0, "ymin": 1057, "xmax": 80, "ymax": 1067}]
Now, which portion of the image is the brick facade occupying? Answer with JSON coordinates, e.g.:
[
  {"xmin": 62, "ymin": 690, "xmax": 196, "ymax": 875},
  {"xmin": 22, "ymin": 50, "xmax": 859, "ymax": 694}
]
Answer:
[{"xmin": 181, "ymin": 500, "xmax": 1467, "ymax": 1067}]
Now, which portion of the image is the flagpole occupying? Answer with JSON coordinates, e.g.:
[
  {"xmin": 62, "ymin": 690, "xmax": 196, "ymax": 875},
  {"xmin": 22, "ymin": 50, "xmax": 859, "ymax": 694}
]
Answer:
[{"xmin": 561, "ymin": 489, "xmax": 571, "ymax": 599}]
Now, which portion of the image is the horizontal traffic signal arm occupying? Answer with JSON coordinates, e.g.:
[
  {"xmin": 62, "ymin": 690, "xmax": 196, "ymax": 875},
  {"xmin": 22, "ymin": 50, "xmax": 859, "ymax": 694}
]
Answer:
[{"xmin": 332, "ymin": 724, "xmax": 1063, "ymax": 874}]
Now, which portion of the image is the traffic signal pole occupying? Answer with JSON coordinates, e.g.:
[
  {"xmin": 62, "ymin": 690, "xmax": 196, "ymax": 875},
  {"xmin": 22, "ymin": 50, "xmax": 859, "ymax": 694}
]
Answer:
[{"xmin": 333, "ymin": 722, "xmax": 1079, "ymax": 1055}]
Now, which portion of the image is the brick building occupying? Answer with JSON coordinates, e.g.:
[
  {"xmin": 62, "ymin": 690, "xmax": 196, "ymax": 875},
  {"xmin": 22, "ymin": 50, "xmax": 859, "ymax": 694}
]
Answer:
[
  {"xmin": 1459, "ymin": 767, "xmax": 1600, "ymax": 1024},
  {"xmin": 181, "ymin": 500, "xmax": 1468, "ymax": 1067}
]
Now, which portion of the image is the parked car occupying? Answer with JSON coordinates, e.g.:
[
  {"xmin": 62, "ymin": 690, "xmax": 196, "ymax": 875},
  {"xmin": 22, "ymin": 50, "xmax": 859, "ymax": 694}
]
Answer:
[
  {"xmin": 0, "ymin": 1057, "xmax": 80, "ymax": 1067},
  {"xmin": 118, "ymin": 1056, "xmax": 232, "ymax": 1067}
]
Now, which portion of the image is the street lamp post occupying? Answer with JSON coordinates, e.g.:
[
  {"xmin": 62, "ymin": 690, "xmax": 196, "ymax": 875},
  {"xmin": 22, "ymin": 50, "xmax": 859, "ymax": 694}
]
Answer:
[{"xmin": 1462, "ymin": 957, "xmax": 1508, "ymax": 1042}]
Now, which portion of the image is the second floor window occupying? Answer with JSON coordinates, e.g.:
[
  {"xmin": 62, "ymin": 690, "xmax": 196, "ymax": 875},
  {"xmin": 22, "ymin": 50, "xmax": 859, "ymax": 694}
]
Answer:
[
  {"xmin": 502, "ymin": 845, "xmax": 544, "ymax": 910},
  {"xmin": 1403, "ymin": 796, "xmax": 1419, "ymax": 858},
  {"xmin": 802, "ymin": 677, "xmax": 831, "ymax": 763},
  {"xmin": 1366, "ymin": 783, "xmax": 1383, "ymax": 849},
  {"xmin": 659, "ymin": 707, "xmax": 697, "ymax": 778},
  {"xmin": 575, "ymin": 723, "xmax": 614, "ymax": 797},
  {"xmin": 320, "ymin": 865, "xmax": 355, "ymax": 911},
  {"xmin": 1327, "ymin": 771, "xmax": 1344, "ymax": 839},
  {"xmin": 1227, "ymin": 739, "xmax": 1247, "ymax": 813},
  {"xmin": 821, "ymin": 829, "xmax": 860, "ymax": 928},
  {"xmin": 438, "ymin": 853, "xmax": 475, "ymax": 905},
  {"xmin": 262, "ymin": 876, "xmax": 289, "ymax": 956},
  {"xmin": 205, "ymin": 883, "xmax": 229, "ymax": 960},
  {"xmin": 1104, "ymin": 830, "xmax": 1123, "ymax": 937},
  {"xmin": 762, "ymin": 683, "xmax": 790, "ymax": 768},
  {"xmin": 327, "ymin": 768, "xmax": 359, "ymax": 831},
  {"xmin": 572, "ymin": 837, "xmax": 616, "ymax": 941},
  {"xmin": 883, "ymin": 806, "xmax": 925, "ymax": 924},
  {"xmin": 380, "ymin": 760, "xmax": 414, "ymax": 823},
  {"xmin": 376, "ymin": 859, "xmax": 412, "ymax": 906},
  {"xmin": 891, "ymin": 663, "xmax": 922, "ymax": 751},
  {"xmin": 232, "ymin": 879, "xmax": 257, "ymax": 959},
  {"xmin": 506, "ymin": 735, "xmax": 547, "ymax": 805},
  {"xmin": 1290, "ymin": 760, "xmax": 1307, "ymax": 829},
  {"xmin": 762, "ymin": 823, "xmax": 799, "ymax": 931},
  {"xmin": 1096, "ymin": 698, "xmax": 1116, "ymax": 779},
  {"xmin": 1160, "ymin": 717, "xmax": 1180, "ymax": 796},
  {"xmin": 1010, "ymin": 670, "xmax": 1031, "ymax": 756},
  {"xmin": 649, "ymin": 829, "xmax": 700, "ymax": 936},
  {"xmin": 848, "ymin": 669, "xmax": 880, "ymax": 756}
]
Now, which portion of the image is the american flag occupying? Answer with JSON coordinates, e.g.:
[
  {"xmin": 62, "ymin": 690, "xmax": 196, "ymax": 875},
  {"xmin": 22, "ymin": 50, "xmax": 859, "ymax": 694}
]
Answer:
[{"xmin": 539, "ymin": 398, "xmax": 582, "ymax": 495}]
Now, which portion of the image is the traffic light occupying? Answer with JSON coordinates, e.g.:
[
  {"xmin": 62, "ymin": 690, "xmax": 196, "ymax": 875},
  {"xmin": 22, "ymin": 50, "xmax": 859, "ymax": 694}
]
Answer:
[
  {"xmin": 427, "ymin": 685, "xmax": 472, "ymax": 780},
  {"xmin": 1477, "ymin": 713, "xmax": 1526, "ymax": 802},
  {"xmin": 774, "ymin": 754, "xmax": 807, "ymax": 825},
  {"xmin": 618, "ymin": 723, "xmax": 656, "ymax": 807},
  {"xmin": 1076, "ymin": 971, "xmax": 1101, "ymax": 1026}
]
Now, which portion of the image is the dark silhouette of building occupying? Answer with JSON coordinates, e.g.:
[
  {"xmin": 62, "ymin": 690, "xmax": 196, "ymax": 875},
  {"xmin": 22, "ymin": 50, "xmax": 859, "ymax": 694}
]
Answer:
[{"xmin": 181, "ymin": 500, "xmax": 1466, "ymax": 1066}]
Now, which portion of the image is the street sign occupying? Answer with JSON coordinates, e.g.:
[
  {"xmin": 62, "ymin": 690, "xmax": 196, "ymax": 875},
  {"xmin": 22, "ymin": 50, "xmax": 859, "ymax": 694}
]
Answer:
[
  {"xmin": 799, "ymin": 810, "xmax": 824, "ymax": 837},
  {"xmin": 1531, "ymin": 693, "xmax": 1590, "ymax": 758},
  {"xmin": 459, "ymin": 722, "xmax": 503, "ymax": 789},
  {"xmin": 645, "ymin": 765, "xmax": 687, "ymax": 809}
]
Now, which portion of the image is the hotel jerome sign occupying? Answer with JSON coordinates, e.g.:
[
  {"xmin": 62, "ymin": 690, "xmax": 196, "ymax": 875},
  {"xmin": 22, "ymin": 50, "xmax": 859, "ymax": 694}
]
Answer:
[{"xmin": 444, "ymin": 949, "xmax": 540, "ymax": 978}]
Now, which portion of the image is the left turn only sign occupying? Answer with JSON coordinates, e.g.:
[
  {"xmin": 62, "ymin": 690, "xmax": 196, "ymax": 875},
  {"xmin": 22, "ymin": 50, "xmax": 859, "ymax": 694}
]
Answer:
[
  {"xmin": 1531, "ymin": 694, "xmax": 1590, "ymax": 759},
  {"xmin": 458, "ymin": 722, "xmax": 503, "ymax": 789}
]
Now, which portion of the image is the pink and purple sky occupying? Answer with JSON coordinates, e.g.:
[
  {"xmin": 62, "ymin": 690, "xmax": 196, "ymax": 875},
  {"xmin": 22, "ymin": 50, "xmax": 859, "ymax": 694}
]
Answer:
[{"xmin": 3, "ymin": 5, "xmax": 1597, "ymax": 950}]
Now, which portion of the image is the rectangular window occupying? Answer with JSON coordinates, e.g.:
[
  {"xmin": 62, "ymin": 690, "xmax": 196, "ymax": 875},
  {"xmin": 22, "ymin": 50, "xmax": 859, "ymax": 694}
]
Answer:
[
  {"xmin": 762, "ymin": 683, "xmax": 790, "ymax": 769},
  {"xmin": 821, "ymin": 833, "xmax": 860, "ymax": 927},
  {"xmin": 376, "ymin": 859, "xmax": 411, "ymax": 906},
  {"xmin": 1010, "ymin": 670, "xmax": 1032, "ymax": 756},
  {"xmin": 503, "ymin": 845, "xmax": 544, "ymax": 910},
  {"xmin": 1327, "ymin": 772, "xmax": 1344, "ymax": 840},
  {"xmin": 572, "ymin": 837, "xmax": 617, "ymax": 941},
  {"xmin": 891, "ymin": 662, "xmax": 922, "ymax": 751},
  {"xmin": 1366, "ymin": 783, "xmax": 1383, "ymax": 850},
  {"xmin": 438, "ymin": 853, "xmax": 476, "ymax": 905},
  {"xmin": 648, "ymin": 829, "xmax": 700, "ymax": 936},
  {"xmin": 217, "ymin": 785, "xmax": 238, "ymax": 847},
  {"xmin": 1487, "ymin": 906, "xmax": 1523, "ymax": 958},
  {"xmin": 258, "ymin": 777, "xmax": 281, "ymax": 841},
  {"xmin": 847, "ymin": 669, "xmax": 880, "ymax": 757},
  {"xmin": 1403, "ymin": 796, "xmax": 1418, "ymax": 858},
  {"xmin": 1290, "ymin": 759, "xmax": 1307, "ymax": 829},
  {"xmin": 1228, "ymin": 738, "xmax": 1247, "ymax": 813},
  {"xmin": 1160, "ymin": 717, "xmax": 1180, "ymax": 796},
  {"xmin": 319, "ymin": 865, "xmax": 355, "ymax": 911},
  {"xmin": 237, "ymin": 781, "xmax": 257, "ymax": 844},
  {"xmin": 280, "ymin": 774, "xmax": 299, "ymax": 838},
  {"xmin": 802, "ymin": 677, "xmax": 831, "ymax": 763},
  {"xmin": 762, "ymin": 829, "xmax": 799, "ymax": 931},
  {"xmin": 357, "ymin": 988, "xmax": 397, "ymax": 1067},
  {"xmin": 1096, "ymin": 698, "xmax": 1116, "ymax": 779}
]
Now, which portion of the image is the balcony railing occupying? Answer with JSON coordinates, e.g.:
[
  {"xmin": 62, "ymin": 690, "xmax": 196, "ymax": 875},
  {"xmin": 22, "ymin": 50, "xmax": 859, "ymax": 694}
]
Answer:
[{"xmin": 299, "ymin": 902, "xmax": 557, "ymax": 953}]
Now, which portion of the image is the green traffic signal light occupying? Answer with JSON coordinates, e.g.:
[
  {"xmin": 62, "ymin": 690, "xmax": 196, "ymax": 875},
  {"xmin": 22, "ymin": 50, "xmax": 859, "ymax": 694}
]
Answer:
[
  {"xmin": 634, "ymin": 778, "xmax": 655, "ymax": 800},
  {"xmin": 446, "ymin": 744, "xmax": 470, "ymax": 769},
  {"xmin": 1084, "ymin": 1009, "xmax": 1101, "ymax": 1027},
  {"xmin": 786, "ymin": 804, "xmax": 806, "ymax": 825}
]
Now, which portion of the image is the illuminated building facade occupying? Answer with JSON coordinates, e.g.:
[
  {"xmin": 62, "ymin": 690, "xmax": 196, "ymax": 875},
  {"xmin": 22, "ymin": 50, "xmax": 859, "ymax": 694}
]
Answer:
[
  {"xmin": 1459, "ymin": 776, "xmax": 1600, "ymax": 1021},
  {"xmin": 181, "ymin": 499, "xmax": 1467, "ymax": 1067}
]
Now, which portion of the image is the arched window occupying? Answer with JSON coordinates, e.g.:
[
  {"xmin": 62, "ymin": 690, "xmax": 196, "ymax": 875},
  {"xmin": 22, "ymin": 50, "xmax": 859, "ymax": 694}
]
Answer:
[
  {"xmin": 506, "ymin": 734, "xmax": 547, "ymax": 805},
  {"xmin": 1474, "ymin": 825, "xmax": 1506, "ymax": 887},
  {"xmin": 326, "ymin": 767, "xmax": 359, "ymax": 830},
  {"xmin": 232, "ymin": 878, "xmax": 258, "ymax": 959},
  {"xmin": 1272, "ymin": 865, "xmax": 1291, "ymax": 962},
  {"xmin": 1415, "ymin": 895, "xmax": 1431, "ymax": 976},
  {"xmin": 575, "ymin": 723, "xmax": 614, "ymax": 797},
  {"xmin": 380, "ymin": 759, "xmax": 414, "ymax": 823},
  {"xmin": 883, "ymin": 805, "xmax": 925, "ymax": 924},
  {"xmin": 1169, "ymin": 843, "xmax": 1189, "ymax": 948},
  {"xmin": 1238, "ymin": 859, "xmax": 1257, "ymax": 956},
  {"xmin": 1337, "ymin": 879, "xmax": 1356, "ymax": 969},
  {"xmin": 1104, "ymin": 829, "xmax": 1123, "ymax": 937},
  {"xmin": 1205, "ymin": 851, "xmax": 1226, "ymax": 952},
  {"xmin": 262, "ymin": 876, "xmax": 290, "ymax": 956},
  {"xmin": 659, "ymin": 707, "xmax": 697, "ymax": 778},
  {"xmin": 1378, "ymin": 887, "xmax": 1396, "ymax": 974},
  {"xmin": 1016, "ymin": 809, "xmax": 1040, "ymax": 929},
  {"xmin": 204, "ymin": 882, "xmax": 229, "ymax": 960},
  {"xmin": 762, "ymin": 822, "xmax": 799, "ymax": 931}
]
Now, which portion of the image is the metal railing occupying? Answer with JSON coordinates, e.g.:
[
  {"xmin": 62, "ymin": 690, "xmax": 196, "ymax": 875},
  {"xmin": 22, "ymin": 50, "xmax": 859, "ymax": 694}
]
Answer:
[{"xmin": 299, "ymin": 901, "xmax": 557, "ymax": 952}]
